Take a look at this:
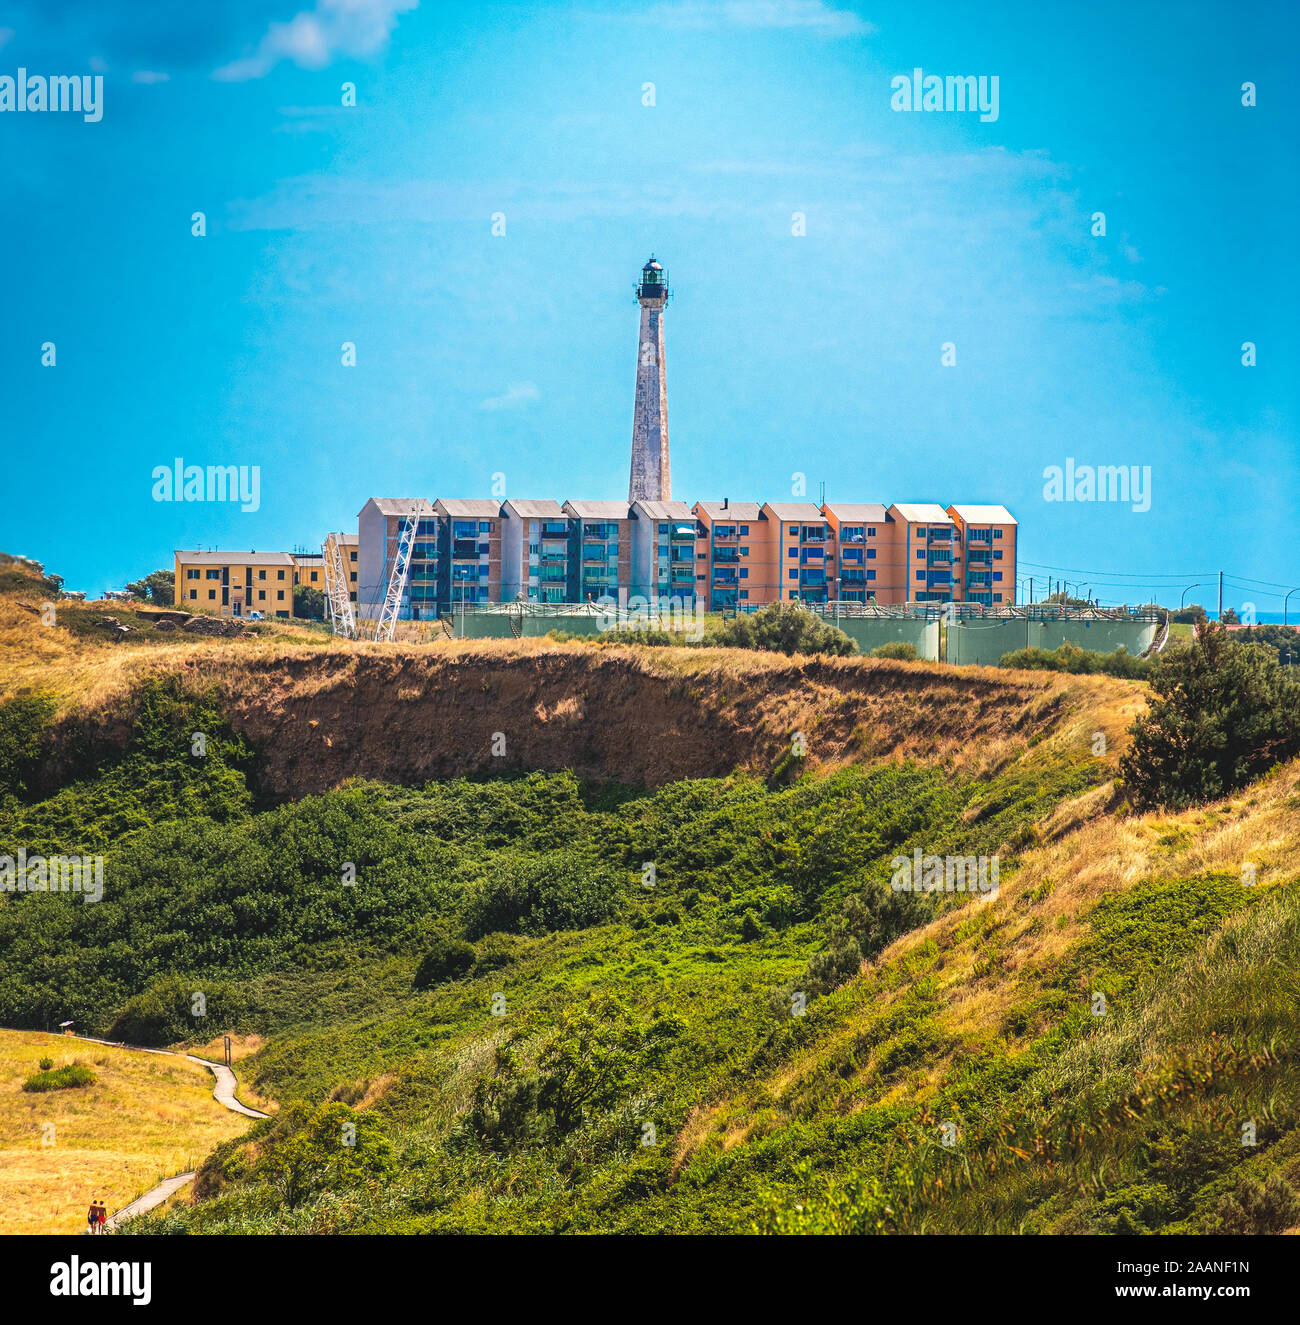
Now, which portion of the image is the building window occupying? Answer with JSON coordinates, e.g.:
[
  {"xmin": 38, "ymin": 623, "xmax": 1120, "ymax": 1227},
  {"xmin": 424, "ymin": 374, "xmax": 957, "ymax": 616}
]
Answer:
[
  {"xmin": 916, "ymin": 571, "xmax": 924, "ymax": 581},
  {"xmin": 259, "ymin": 570, "xmax": 266, "ymax": 580},
  {"xmin": 866, "ymin": 549, "xmax": 876, "ymax": 559},
  {"xmin": 994, "ymin": 529, "xmax": 1003, "ymax": 538},
  {"xmin": 739, "ymin": 525, "xmax": 749, "ymax": 535},
  {"xmin": 277, "ymin": 570, "xmax": 285, "ymax": 580},
  {"xmin": 866, "ymin": 527, "xmax": 876, "ymax": 536},
  {"xmin": 740, "ymin": 590, "xmax": 749, "ymax": 600},
  {"xmin": 479, "ymin": 522, "xmax": 492, "ymax": 533},
  {"xmin": 789, "ymin": 570, "xmax": 798, "ymax": 580},
  {"xmin": 189, "ymin": 589, "xmax": 197, "ymax": 599},
  {"xmin": 993, "ymin": 572, "xmax": 1002, "ymax": 582},
  {"xmin": 277, "ymin": 590, "xmax": 285, "ymax": 600},
  {"xmin": 208, "ymin": 589, "xmax": 216, "ymax": 599},
  {"xmin": 739, "ymin": 568, "xmax": 748, "ymax": 579},
  {"xmin": 187, "ymin": 569, "xmax": 199, "ymax": 579},
  {"xmin": 867, "ymin": 571, "xmax": 876, "ymax": 581},
  {"xmin": 259, "ymin": 591, "xmax": 266, "ymax": 601},
  {"xmin": 993, "ymin": 550, "xmax": 1002, "ymax": 560},
  {"xmin": 916, "ymin": 550, "xmax": 925, "ymax": 559},
  {"xmin": 788, "ymin": 548, "xmax": 798, "ymax": 558}
]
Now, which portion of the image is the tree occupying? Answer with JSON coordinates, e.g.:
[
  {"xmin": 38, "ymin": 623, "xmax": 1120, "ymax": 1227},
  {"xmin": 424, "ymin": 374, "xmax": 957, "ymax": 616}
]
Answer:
[
  {"xmin": 294, "ymin": 584, "xmax": 326, "ymax": 620},
  {"xmin": 124, "ymin": 570, "xmax": 174, "ymax": 605},
  {"xmin": 1119, "ymin": 622, "xmax": 1300, "ymax": 810}
]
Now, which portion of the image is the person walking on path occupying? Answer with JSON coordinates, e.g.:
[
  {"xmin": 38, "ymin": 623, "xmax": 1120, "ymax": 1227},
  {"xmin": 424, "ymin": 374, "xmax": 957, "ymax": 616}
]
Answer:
[{"xmin": 86, "ymin": 1200, "xmax": 98, "ymax": 1235}]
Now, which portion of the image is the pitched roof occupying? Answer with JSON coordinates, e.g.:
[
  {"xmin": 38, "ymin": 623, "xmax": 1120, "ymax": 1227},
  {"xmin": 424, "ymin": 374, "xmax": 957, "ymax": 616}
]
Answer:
[
  {"xmin": 822, "ymin": 502, "xmax": 888, "ymax": 522},
  {"xmin": 631, "ymin": 500, "xmax": 694, "ymax": 520},
  {"xmin": 947, "ymin": 504, "xmax": 1017, "ymax": 525},
  {"xmin": 435, "ymin": 498, "xmax": 501, "ymax": 518},
  {"xmin": 763, "ymin": 502, "xmax": 825, "ymax": 521},
  {"xmin": 563, "ymin": 500, "xmax": 631, "ymax": 520},
  {"xmin": 889, "ymin": 502, "xmax": 952, "ymax": 524},
  {"xmin": 174, "ymin": 549, "xmax": 295, "ymax": 566},
  {"xmin": 502, "ymin": 498, "xmax": 565, "ymax": 518},
  {"xmin": 693, "ymin": 501, "xmax": 762, "ymax": 521},
  {"xmin": 361, "ymin": 497, "xmax": 436, "ymax": 518}
]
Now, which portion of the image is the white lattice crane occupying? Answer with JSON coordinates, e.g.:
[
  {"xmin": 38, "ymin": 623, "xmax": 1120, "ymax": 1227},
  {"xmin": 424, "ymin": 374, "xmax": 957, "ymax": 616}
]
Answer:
[
  {"xmin": 374, "ymin": 506, "xmax": 421, "ymax": 643},
  {"xmin": 323, "ymin": 532, "xmax": 356, "ymax": 638}
]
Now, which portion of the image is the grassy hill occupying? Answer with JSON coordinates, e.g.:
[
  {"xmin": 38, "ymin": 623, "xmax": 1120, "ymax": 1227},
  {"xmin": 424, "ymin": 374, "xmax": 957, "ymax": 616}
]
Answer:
[{"xmin": 1, "ymin": 551, "xmax": 1297, "ymax": 1235}]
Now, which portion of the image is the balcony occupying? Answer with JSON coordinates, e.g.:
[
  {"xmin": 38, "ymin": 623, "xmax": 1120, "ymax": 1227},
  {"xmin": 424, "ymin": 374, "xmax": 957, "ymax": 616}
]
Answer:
[
  {"xmin": 713, "ymin": 569, "xmax": 740, "ymax": 585},
  {"xmin": 712, "ymin": 547, "xmax": 740, "ymax": 564},
  {"xmin": 451, "ymin": 539, "xmax": 478, "ymax": 559}
]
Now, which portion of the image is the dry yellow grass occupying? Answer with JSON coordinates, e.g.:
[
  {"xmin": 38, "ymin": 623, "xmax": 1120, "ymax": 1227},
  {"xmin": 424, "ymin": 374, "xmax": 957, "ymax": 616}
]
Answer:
[{"xmin": 0, "ymin": 1031, "xmax": 258, "ymax": 1234}]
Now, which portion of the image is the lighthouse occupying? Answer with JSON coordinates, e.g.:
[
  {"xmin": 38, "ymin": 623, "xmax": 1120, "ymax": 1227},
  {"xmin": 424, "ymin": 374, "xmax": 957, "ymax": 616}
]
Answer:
[{"xmin": 628, "ymin": 256, "xmax": 671, "ymax": 503}]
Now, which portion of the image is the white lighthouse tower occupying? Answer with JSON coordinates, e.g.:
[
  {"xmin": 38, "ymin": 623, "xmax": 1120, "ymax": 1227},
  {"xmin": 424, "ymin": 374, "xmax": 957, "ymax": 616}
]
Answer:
[{"xmin": 628, "ymin": 256, "xmax": 671, "ymax": 503}]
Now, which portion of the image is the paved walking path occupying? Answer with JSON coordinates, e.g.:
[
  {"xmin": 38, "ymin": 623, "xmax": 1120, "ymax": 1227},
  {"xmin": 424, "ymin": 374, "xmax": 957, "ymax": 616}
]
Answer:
[{"xmin": 67, "ymin": 1035, "xmax": 269, "ymax": 1230}]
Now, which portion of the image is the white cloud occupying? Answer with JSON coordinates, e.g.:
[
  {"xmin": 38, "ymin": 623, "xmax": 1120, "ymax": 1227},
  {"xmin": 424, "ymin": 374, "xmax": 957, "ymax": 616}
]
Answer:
[
  {"xmin": 479, "ymin": 382, "xmax": 540, "ymax": 412},
  {"xmin": 214, "ymin": 0, "xmax": 417, "ymax": 83},
  {"xmin": 640, "ymin": 1, "xmax": 873, "ymax": 37},
  {"xmin": 131, "ymin": 70, "xmax": 170, "ymax": 84}
]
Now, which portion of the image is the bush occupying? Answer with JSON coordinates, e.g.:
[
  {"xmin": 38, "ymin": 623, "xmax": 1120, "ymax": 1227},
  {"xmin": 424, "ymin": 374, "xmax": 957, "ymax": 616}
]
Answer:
[
  {"xmin": 1119, "ymin": 623, "xmax": 1300, "ymax": 809},
  {"xmin": 107, "ymin": 973, "xmax": 249, "ymax": 1047},
  {"xmin": 464, "ymin": 851, "xmax": 624, "ymax": 938},
  {"xmin": 1214, "ymin": 1173, "xmax": 1300, "ymax": 1233},
  {"xmin": 23, "ymin": 1062, "xmax": 96, "ymax": 1092},
  {"xmin": 998, "ymin": 641, "xmax": 1150, "ymax": 678},
  {"xmin": 414, "ymin": 936, "xmax": 477, "ymax": 988},
  {"xmin": 708, "ymin": 603, "xmax": 856, "ymax": 657},
  {"xmin": 872, "ymin": 642, "xmax": 918, "ymax": 661},
  {"xmin": 39, "ymin": 1056, "xmax": 53, "ymax": 1071}
]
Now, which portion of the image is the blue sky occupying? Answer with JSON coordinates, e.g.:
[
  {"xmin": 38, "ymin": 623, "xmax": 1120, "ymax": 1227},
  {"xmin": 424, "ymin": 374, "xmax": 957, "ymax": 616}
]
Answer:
[{"xmin": 1, "ymin": 0, "xmax": 1296, "ymax": 612}]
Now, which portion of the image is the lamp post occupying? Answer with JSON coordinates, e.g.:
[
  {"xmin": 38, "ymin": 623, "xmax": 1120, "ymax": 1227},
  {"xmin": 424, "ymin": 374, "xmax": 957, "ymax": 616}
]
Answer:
[
  {"xmin": 1284, "ymin": 587, "xmax": 1300, "ymax": 626},
  {"xmin": 1180, "ymin": 583, "xmax": 1207, "ymax": 612}
]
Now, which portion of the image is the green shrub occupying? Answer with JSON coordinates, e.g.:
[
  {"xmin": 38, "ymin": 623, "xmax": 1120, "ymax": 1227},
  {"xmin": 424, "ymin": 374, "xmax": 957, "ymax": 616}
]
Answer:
[
  {"xmin": 0, "ymin": 692, "xmax": 58, "ymax": 798},
  {"xmin": 107, "ymin": 973, "xmax": 249, "ymax": 1047},
  {"xmin": 414, "ymin": 936, "xmax": 477, "ymax": 988},
  {"xmin": 23, "ymin": 1062, "xmax": 96, "ymax": 1092},
  {"xmin": 38, "ymin": 1055, "xmax": 53, "ymax": 1071},
  {"xmin": 708, "ymin": 603, "xmax": 856, "ymax": 656},
  {"xmin": 998, "ymin": 641, "xmax": 1150, "ymax": 678},
  {"xmin": 1120, "ymin": 623, "xmax": 1300, "ymax": 809},
  {"xmin": 464, "ymin": 851, "xmax": 624, "ymax": 938},
  {"xmin": 872, "ymin": 641, "xmax": 918, "ymax": 661}
]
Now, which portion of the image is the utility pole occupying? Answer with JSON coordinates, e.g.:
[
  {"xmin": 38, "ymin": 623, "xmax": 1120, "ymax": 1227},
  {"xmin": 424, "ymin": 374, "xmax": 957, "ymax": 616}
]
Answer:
[{"xmin": 1218, "ymin": 570, "xmax": 1224, "ymax": 621}]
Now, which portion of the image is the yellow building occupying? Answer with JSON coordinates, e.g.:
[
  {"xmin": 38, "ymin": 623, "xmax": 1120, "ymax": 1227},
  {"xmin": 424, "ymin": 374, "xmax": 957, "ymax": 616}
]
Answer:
[{"xmin": 173, "ymin": 550, "xmax": 297, "ymax": 619}]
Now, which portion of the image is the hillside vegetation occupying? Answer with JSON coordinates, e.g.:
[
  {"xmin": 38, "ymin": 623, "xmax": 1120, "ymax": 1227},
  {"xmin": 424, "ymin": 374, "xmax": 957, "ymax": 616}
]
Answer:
[{"xmin": 1, "ymin": 553, "xmax": 1297, "ymax": 1235}]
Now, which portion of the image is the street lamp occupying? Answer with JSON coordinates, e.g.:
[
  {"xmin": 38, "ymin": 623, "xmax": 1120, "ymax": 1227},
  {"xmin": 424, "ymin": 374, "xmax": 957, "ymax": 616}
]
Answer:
[
  {"xmin": 1180, "ymin": 583, "xmax": 1208, "ymax": 611},
  {"xmin": 1285, "ymin": 587, "xmax": 1300, "ymax": 626}
]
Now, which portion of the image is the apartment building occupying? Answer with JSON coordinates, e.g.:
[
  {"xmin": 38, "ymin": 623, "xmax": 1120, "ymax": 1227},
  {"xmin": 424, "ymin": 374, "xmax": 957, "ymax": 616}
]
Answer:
[
  {"xmin": 500, "ymin": 499, "xmax": 567, "ymax": 602},
  {"xmin": 563, "ymin": 501, "xmax": 632, "ymax": 604},
  {"xmin": 173, "ymin": 550, "xmax": 297, "ymax": 618},
  {"xmin": 692, "ymin": 502, "xmax": 764, "ymax": 611},
  {"xmin": 435, "ymin": 499, "xmax": 502, "ymax": 610},
  {"xmin": 356, "ymin": 498, "xmax": 436, "ymax": 621},
  {"xmin": 948, "ymin": 504, "xmax": 1016, "ymax": 606},
  {"xmin": 822, "ymin": 504, "xmax": 887, "ymax": 604},
  {"xmin": 352, "ymin": 493, "xmax": 1017, "ymax": 618},
  {"xmin": 629, "ymin": 500, "xmax": 697, "ymax": 603},
  {"xmin": 763, "ymin": 502, "xmax": 834, "ymax": 605}
]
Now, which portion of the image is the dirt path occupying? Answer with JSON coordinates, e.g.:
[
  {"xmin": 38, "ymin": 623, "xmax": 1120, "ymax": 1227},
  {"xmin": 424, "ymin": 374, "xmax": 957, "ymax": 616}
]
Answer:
[{"xmin": 69, "ymin": 1036, "xmax": 269, "ymax": 1230}]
